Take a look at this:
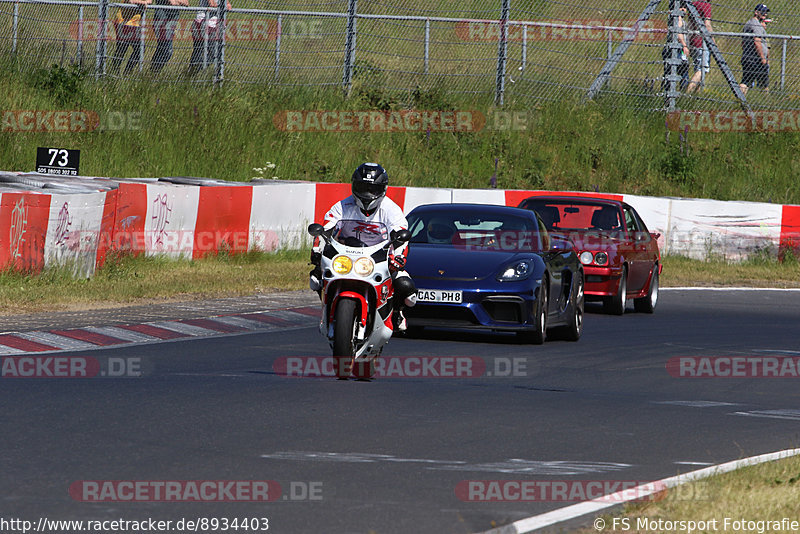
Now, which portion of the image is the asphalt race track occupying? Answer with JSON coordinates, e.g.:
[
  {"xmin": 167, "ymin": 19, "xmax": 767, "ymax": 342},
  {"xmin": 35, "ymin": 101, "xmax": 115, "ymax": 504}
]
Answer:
[{"xmin": 3, "ymin": 289, "xmax": 800, "ymax": 534}]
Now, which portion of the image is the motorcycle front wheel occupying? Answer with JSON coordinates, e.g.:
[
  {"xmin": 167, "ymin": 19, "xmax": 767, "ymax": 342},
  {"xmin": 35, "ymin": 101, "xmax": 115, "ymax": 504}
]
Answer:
[{"xmin": 332, "ymin": 298, "xmax": 358, "ymax": 379}]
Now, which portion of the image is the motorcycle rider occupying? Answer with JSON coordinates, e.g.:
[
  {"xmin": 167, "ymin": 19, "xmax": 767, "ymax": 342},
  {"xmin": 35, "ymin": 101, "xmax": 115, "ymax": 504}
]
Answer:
[{"xmin": 310, "ymin": 162, "xmax": 417, "ymax": 331}]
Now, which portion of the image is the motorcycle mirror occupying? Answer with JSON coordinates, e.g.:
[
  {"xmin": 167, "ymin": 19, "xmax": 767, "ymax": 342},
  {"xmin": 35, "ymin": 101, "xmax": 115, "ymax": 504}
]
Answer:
[
  {"xmin": 391, "ymin": 229, "xmax": 411, "ymax": 244},
  {"xmin": 308, "ymin": 223, "xmax": 325, "ymax": 237}
]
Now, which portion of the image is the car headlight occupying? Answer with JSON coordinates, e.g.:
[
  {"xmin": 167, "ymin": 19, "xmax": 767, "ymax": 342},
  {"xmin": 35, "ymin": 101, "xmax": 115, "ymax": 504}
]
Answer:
[
  {"xmin": 594, "ymin": 252, "xmax": 609, "ymax": 266},
  {"xmin": 332, "ymin": 255, "xmax": 353, "ymax": 274},
  {"xmin": 498, "ymin": 260, "xmax": 532, "ymax": 281},
  {"xmin": 353, "ymin": 257, "xmax": 374, "ymax": 276},
  {"xmin": 579, "ymin": 251, "xmax": 593, "ymax": 265}
]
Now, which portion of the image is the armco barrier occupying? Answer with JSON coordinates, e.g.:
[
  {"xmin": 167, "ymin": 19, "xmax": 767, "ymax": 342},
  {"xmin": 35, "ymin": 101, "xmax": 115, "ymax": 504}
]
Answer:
[{"xmin": 0, "ymin": 171, "xmax": 798, "ymax": 277}]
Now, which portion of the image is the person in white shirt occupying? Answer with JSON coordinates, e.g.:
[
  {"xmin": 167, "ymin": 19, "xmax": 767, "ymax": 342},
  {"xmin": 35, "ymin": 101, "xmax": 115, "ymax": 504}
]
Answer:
[{"xmin": 310, "ymin": 163, "xmax": 417, "ymax": 331}]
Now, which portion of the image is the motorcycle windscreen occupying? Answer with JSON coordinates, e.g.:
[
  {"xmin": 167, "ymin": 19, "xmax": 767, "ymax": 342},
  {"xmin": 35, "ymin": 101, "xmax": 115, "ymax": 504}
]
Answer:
[{"xmin": 332, "ymin": 219, "xmax": 389, "ymax": 247}]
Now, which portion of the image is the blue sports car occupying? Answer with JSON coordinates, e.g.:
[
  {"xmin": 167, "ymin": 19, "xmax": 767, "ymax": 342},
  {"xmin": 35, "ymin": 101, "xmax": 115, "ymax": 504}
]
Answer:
[{"xmin": 403, "ymin": 203, "xmax": 584, "ymax": 343}]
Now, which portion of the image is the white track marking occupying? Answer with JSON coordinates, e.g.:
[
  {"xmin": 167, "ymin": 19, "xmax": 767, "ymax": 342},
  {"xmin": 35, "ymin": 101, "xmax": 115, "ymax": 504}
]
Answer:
[
  {"xmin": 432, "ymin": 460, "xmax": 631, "ymax": 476},
  {"xmin": 260, "ymin": 451, "xmax": 461, "ymax": 464},
  {"xmin": 260, "ymin": 452, "xmax": 629, "ymax": 475},
  {"xmin": 267, "ymin": 310, "xmax": 317, "ymax": 322},
  {"xmin": 84, "ymin": 326, "xmax": 158, "ymax": 343},
  {"xmin": 479, "ymin": 448, "xmax": 800, "ymax": 534},
  {"xmin": 209, "ymin": 315, "xmax": 271, "ymax": 330},
  {"xmin": 0, "ymin": 344, "xmax": 27, "ymax": 355},
  {"xmin": 146, "ymin": 321, "xmax": 220, "ymax": 337},
  {"xmin": 653, "ymin": 400, "xmax": 741, "ymax": 408},
  {"xmin": 731, "ymin": 410, "xmax": 800, "ymax": 421}
]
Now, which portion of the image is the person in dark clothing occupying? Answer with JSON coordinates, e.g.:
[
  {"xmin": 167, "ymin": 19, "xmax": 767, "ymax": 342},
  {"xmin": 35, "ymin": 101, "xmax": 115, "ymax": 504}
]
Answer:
[
  {"xmin": 151, "ymin": 0, "xmax": 188, "ymax": 74},
  {"xmin": 188, "ymin": 0, "xmax": 231, "ymax": 75},
  {"xmin": 739, "ymin": 3, "xmax": 771, "ymax": 95}
]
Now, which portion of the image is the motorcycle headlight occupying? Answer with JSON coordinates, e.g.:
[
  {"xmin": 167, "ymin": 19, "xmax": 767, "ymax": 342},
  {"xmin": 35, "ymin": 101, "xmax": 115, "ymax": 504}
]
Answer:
[
  {"xmin": 498, "ymin": 260, "xmax": 532, "ymax": 281},
  {"xmin": 353, "ymin": 257, "xmax": 374, "ymax": 276},
  {"xmin": 332, "ymin": 255, "xmax": 353, "ymax": 274}
]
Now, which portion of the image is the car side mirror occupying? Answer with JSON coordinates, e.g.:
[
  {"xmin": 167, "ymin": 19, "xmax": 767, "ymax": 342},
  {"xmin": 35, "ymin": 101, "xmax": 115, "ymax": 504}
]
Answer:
[
  {"xmin": 635, "ymin": 231, "xmax": 650, "ymax": 242},
  {"xmin": 550, "ymin": 236, "xmax": 573, "ymax": 252}
]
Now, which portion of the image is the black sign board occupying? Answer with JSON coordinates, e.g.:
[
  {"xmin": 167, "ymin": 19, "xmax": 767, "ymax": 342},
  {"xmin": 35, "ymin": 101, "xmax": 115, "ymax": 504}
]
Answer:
[{"xmin": 36, "ymin": 147, "xmax": 80, "ymax": 176}]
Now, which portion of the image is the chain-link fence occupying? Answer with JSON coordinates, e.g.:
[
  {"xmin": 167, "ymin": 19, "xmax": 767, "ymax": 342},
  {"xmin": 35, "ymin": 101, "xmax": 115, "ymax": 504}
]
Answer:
[{"xmin": 1, "ymin": 0, "xmax": 800, "ymax": 112}]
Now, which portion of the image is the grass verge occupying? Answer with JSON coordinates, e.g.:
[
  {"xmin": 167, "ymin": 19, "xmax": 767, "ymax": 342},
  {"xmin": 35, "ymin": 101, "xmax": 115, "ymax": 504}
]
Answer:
[
  {"xmin": 580, "ymin": 453, "xmax": 800, "ymax": 534},
  {"xmin": 0, "ymin": 252, "xmax": 799, "ymax": 315},
  {"xmin": 2, "ymin": 61, "xmax": 800, "ymax": 205},
  {"xmin": 0, "ymin": 249, "xmax": 309, "ymax": 315},
  {"xmin": 661, "ymin": 254, "xmax": 800, "ymax": 288}
]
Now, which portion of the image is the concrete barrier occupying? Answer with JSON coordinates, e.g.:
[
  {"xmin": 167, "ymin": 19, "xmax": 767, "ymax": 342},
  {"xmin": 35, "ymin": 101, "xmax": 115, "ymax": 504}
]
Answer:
[{"xmin": 0, "ymin": 171, "xmax": 797, "ymax": 276}]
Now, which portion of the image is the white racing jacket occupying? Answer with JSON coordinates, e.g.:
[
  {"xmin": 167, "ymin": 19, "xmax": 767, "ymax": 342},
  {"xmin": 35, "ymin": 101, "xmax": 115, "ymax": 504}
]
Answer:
[{"xmin": 316, "ymin": 196, "xmax": 410, "ymax": 257}]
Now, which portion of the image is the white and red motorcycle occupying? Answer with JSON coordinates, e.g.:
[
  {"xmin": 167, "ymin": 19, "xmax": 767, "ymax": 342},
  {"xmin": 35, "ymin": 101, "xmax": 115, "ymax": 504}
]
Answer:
[{"xmin": 308, "ymin": 220, "xmax": 411, "ymax": 379}]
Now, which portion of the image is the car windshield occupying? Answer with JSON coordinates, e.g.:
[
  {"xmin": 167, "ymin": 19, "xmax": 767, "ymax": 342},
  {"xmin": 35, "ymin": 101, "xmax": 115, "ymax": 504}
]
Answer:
[
  {"xmin": 407, "ymin": 211, "xmax": 543, "ymax": 251},
  {"xmin": 521, "ymin": 199, "xmax": 623, "ymax": 233},
  {"xmin": 330, "ymin": 219, "xmax": 389, "ymax": 247}
]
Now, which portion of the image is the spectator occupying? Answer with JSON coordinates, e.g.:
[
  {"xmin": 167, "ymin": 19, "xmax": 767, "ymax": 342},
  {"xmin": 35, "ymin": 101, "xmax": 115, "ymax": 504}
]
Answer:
[
  {"xmin": 739, "ymin": 4, "xmax": 771, "ymax": 96},
  {"xmin": 188, "ymin": 0, "xmax": 231, "ymax": 75},
  {"xmin": 151, "ymin": 0, "xmax": 189, "ymax": 74},
  {"xmin": 109, "ymin": 0, "xmax": 152, "ymax": 75},
  {"xmin": 662, "ymin": 6, "xmax": 691, "ymax": 92},
  {"xmin": 685, "ymin": 0, "xmax": 714, "ymax": 93}
]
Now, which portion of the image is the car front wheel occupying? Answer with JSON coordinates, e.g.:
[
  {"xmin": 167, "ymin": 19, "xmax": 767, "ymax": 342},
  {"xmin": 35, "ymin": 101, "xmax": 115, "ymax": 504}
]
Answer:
[
  {"xmin": 604, "ymin": 265, "xmax": 627, "ymax": 315},
  {"xmin": 634, "ymin": 265, "xmax": 659, "ymax": 313},
  {"xmin": 559, "ymin": 272, "xmax": 584, "ymax": 341},
  {"xmin": 519, "ymin": 279, "xmax": 548, "ymax": 344}
]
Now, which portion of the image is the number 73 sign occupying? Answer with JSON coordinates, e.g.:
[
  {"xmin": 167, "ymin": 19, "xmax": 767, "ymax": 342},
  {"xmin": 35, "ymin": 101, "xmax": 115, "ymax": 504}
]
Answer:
[{"xmin": 36, "ymin": 147, "xmax": 80, "ymax": 176}]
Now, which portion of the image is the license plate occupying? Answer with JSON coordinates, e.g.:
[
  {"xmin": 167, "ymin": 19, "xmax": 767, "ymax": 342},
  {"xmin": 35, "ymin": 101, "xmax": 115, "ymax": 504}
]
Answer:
[{"xmin": 417, "ymin": 289, "xmax": 463, "ymax": 303}]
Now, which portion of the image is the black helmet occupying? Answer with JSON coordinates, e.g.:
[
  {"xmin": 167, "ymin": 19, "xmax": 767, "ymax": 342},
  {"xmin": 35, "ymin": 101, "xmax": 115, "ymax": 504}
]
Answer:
[{"xmin": 351, "ymin": 163, "xmax": 388, "ymax": 215}]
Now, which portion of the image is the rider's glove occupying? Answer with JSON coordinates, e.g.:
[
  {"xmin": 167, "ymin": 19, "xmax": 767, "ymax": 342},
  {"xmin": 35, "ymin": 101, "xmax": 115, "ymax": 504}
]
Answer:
[
  {"xmin": 389, "ymin": 254, "xmax": 406, "ymax": 272},
  {"xmin": 310, "ymin": 251, "xmax": 321, "ymax": 266}
]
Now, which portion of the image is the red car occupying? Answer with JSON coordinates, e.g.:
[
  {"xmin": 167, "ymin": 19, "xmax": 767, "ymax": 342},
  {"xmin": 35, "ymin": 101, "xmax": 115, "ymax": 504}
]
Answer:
[{"xmin": 518, "ymin": 196, "xmax": 661, "ymax": 314}]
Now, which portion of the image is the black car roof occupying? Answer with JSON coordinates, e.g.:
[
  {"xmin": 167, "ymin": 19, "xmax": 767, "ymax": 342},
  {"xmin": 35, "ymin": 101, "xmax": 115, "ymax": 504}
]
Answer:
[{"xmin": 408, "ymin": 203, "xmax": 539, "ymax": 218}]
